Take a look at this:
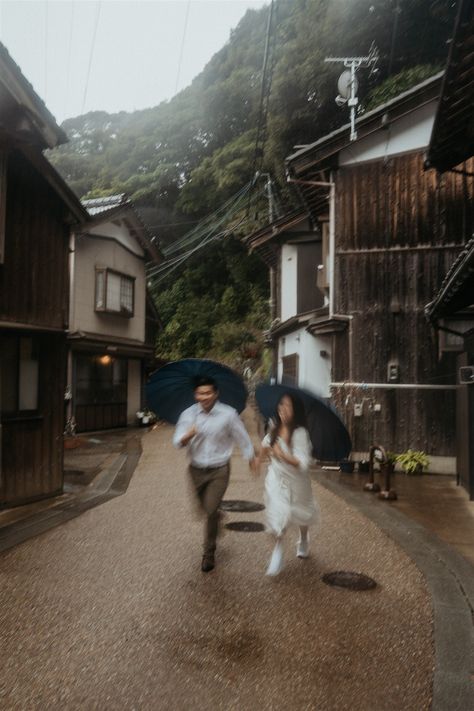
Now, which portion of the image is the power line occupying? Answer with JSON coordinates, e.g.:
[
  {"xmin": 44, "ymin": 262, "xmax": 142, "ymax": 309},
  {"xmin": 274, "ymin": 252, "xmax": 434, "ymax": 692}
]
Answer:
[
  {"xmin": 248, "ymin": 0, "xmax": 276, "ymax": 184},
  {"xmin": 44, "ymin": 0, "xmax": 48, "ymax": 100},
  {"xmin": 146, "ymin": 181, "xmax": 262, "ymax": 283},
  {"xmin": 65, "ymin": 0, "xmax": 75, "ymax": 119},
  {"xmin": 81, "ymin": 0, "xmax": 102, "ymax": 115},
  {"xmin": 174, "ymin": 0, "xmax": 191, "ymax": 96}
]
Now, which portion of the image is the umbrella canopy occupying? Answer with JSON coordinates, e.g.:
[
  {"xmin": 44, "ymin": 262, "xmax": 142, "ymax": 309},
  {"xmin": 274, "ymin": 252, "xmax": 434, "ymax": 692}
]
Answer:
[
  {"xmin": 146, "ymin": 358, "xmax": 248, "ymax": 424},
  {"xmin": 255, "ymin": 383, "xmax": 351, "ymax": 462}
]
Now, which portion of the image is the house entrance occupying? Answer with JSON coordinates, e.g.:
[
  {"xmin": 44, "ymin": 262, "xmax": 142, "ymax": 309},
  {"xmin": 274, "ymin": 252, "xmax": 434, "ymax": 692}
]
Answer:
[{"xmin": 74, "ymin": 354, "xmax": 127, "ymax": 432}]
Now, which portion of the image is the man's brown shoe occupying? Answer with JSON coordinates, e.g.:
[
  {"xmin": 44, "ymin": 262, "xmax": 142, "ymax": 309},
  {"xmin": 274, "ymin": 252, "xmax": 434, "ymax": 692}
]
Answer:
[{"xmin": 201, "ymin": 554, "xmax": 215, "ymax": 573}]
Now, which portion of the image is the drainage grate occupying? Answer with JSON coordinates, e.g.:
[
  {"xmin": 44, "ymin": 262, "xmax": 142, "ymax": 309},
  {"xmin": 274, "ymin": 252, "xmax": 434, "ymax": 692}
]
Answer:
[
  {"xmin": 221, "ymin": 500, "xmax": 265, "ymax": 512},
  {"xmin": 322, "ymin": 571, "xmax": 377, "ymax": 591},
  {"xmin": 225, "ymin": 521, "xmax": 265, "ymax": 532}
]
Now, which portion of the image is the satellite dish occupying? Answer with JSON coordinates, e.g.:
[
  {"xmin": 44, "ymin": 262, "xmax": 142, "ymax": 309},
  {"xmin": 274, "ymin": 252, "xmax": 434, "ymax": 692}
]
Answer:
[{"xmin": 337, "ymin": 70, "xmax": 358, "ymax": 99}]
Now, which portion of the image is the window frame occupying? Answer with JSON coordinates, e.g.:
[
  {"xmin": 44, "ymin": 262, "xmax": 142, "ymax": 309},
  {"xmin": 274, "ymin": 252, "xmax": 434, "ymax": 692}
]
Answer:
[
  {"xmin": 0, "ymin": 335, "xmax": 40, "ymax": 419},
  {"xmin": 95, "ymin": 267, "xmax": 135, "ymax": 318}
]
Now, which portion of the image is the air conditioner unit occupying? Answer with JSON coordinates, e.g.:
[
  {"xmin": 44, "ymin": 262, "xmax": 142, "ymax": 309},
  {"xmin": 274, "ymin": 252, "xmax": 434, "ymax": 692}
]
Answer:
[{"xmin": 459, "ymin": 366, "xmax": 474, "ymax": 384}]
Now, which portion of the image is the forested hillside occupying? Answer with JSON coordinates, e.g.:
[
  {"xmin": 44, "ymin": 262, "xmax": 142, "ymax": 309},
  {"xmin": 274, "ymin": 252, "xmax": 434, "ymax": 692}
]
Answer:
[{"xmin": 48, "ymin": 0, "xmax": 456, "ymax": 367}]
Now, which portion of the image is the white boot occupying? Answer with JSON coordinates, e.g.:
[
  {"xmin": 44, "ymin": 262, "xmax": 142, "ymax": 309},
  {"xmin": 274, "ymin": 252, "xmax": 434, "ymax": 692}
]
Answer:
[
  {"xmin": 296, "ymin": 535, "xmax": 309, "ymax": 558},
  {"xmin": 266, "ymin": 539, "xmax": 284, "ymax": 576}
]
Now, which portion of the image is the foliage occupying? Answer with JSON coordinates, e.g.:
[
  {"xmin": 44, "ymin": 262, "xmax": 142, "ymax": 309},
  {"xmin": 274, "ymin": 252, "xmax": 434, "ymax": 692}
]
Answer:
[
  {"xmin": 362, "ymin": 64, "xmax": 442, "ymax": 112},
  {"xmin": 152, "ymin": 239, "xmax": 269, "ymax": 365},
  {"xmin": 384, "ymin": 451, "xmax": 398, "ymax": 464},
  {"xmin": 396, "ymin": 449, "xmax": 429, "ymax": 475},
  {"xmin": 45, "ymin": 0, "xmax": 457, "ymax": 361}
]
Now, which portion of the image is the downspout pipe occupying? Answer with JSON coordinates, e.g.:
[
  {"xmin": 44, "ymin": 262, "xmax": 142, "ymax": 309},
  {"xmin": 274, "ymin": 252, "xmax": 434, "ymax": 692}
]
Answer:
[{"xmin": 286, "ymin": 170, "xmax": 354, "ymax": 380}]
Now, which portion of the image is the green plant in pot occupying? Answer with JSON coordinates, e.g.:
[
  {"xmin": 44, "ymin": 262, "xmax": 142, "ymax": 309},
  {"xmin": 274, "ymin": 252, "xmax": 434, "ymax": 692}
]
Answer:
[{"xmin": 396, "ymin": 449, "xmax": 429, "ymax": 475}]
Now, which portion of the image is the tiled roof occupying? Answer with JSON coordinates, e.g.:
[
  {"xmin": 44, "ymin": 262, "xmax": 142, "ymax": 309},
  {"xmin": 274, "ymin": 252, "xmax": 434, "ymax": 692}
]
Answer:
[
  {"xmin": 425, "ymin": 236, "xmax": 474, "ymax": 320},
  {"xmin": 82, "ymin": 194, "xmax": 129, "ymax": 216},
  {"xmin": 427, "ymin": 0, "xmax": 474, "ymax": 171}
]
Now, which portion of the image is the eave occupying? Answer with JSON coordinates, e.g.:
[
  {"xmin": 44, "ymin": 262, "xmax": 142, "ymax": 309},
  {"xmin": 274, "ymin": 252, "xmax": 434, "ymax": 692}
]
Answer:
[
  {"xmin": 425, "ymin": 237, "xmax": 474, "ymax": 321},
  {"xmin": 426, "ymin": 0, "xmax": 474, "ymax": 172},
  {"xmin": 286, "ymin": 72, "xmax": 443, "ymax": 178},
  {"xmin": 0, "ymin": 42, "xmax": 67, "ymax": 149}
]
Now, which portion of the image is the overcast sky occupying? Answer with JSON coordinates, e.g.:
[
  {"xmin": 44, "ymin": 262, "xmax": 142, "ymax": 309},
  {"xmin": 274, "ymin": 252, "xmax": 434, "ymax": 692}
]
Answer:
[{"xmin": 0, "ymin": 0, "xmax": 267, "ymax": 123}]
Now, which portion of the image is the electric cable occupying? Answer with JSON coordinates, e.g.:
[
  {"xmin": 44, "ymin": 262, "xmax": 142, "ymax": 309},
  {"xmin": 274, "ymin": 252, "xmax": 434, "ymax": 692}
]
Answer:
[
  {"xmin": 81, "ymin": 0, "xmax": 102, "ymax": 114},
  {"xmin": 65, "ymin": 0, "xmax": 75, "ymax": 119},
  {"xmin": 174, "ymin": 0, "xmax": 191, "ymax": 96}
]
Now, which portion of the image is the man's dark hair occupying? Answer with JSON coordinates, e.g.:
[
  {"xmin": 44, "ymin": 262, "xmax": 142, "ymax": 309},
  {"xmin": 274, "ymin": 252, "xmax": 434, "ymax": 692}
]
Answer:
[{"xmin": 194, "ymin": 375, "xmax": 218, "ymax": 391}]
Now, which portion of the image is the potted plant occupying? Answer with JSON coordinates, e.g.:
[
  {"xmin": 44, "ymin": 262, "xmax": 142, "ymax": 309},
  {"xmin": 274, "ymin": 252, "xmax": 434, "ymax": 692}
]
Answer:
[
  {"xmin": 396, "ymin": 449, "xmax": 429, "ymax": 475},
  {"xmin": 136, "ymin": 408, "xmax": 157, "ymax": 427}
]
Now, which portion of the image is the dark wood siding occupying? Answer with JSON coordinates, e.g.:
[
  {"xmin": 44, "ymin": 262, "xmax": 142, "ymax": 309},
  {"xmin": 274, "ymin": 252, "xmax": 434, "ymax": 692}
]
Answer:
[
  {"xmin": 1, "ymin": 334, "xmax": 66, "ymax": 506},
  {"xmin": 331, "ymin": 153, "xmax": 474, "ymax": 457},
  {"xmin": 0, "ymin": 150, "xmax": 69, "ymax": 329},
  {"xmin": 0, "ymin": 149, "xmax": 71, "ymax": 507}
]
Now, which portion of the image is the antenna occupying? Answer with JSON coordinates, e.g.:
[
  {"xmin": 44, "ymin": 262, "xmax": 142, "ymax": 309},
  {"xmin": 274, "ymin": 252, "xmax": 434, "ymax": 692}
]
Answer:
[{"xmin": 325, "ymin": 42, "xmax": 379, "ymax": 141}]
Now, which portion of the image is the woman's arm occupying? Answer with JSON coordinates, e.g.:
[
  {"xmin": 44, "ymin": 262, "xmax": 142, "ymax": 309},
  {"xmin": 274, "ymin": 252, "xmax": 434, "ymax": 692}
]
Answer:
[{"xmin": 272, "ymin": 441, "xmax": 301, "ymax": 467}]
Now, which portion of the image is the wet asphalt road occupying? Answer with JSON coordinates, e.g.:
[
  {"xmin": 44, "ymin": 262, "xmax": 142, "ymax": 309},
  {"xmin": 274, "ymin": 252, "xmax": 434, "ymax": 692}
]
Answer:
[{"xmin": 0, "ymin": 410, "xmax": 433, "ymax": 710}]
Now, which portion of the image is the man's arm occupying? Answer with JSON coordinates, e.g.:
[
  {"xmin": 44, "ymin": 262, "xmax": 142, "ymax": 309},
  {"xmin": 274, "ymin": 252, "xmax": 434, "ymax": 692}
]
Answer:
[
  {"xmin": 230, "ymin": 411, "xmax": 255, "ymax": 463},
  {"xmin": 173, "ymin": 407, "xmax": 197, "ymax": 449}
]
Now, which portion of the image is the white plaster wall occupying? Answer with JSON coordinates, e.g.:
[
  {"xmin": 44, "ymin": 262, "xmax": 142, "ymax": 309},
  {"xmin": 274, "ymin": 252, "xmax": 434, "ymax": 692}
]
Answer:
[
  {"xmin": 127, "ymin": 359, "xmax": 142, "ymax": 424},
  {"xmin": 89, "ymin": 219, "xmax": 145, "ymax": 257},
  {"xmin": 278, "ymin": 327, "xmax": 332, "ymax": 397},
  {"xmin": 70, "ymin": 236, "xmax": 146, "ymax": 342},
  {"xmin": 281, "ymin": 244, "xmax": 298, "ymax": 321},
  {"xmin": 339, "ymin": 100, "xmax": 437, "ymax": 166}
]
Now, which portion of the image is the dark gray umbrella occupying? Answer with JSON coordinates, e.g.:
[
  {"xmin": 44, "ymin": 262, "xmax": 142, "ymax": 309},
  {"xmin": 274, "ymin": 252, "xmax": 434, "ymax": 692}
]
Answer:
[
  {"xmin": 255, "ymin": 383, "xmax": 351, "ymax": 461},
  {"xmin": 146, "ymin": 358, "xmax": 247, "ymax": 424}
]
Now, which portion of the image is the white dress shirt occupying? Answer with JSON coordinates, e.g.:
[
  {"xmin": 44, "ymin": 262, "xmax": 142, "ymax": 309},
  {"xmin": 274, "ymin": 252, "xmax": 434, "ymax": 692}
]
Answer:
[{"xmin": 173, "ymin": 401, "xmax": 254, "ymax": 468}]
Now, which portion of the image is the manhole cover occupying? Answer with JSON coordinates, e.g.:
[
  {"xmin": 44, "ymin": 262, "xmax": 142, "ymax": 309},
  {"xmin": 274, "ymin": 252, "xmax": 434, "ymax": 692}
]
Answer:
[
  {"xmin": 225, "ymin": 521, "xmax": 265, "ymax": 532},
  {"xmin": 221, "ymin": 500, "xmax": 265, "ymax": 512},
  {"xmin": 322, "ymin": 571, "xmax": 377, "ymax": 590}
]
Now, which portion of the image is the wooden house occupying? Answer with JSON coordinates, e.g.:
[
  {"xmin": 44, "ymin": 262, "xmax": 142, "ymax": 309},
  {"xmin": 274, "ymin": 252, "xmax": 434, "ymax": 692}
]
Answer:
[
  {"xmin": 284, "ymin": 72, "xmax": 474, "ymax": 472},
  {"xmin": 67, "ymin": 194, "xmax": 162, "ymax": 432},
  {"xmin": 0, "ymin": 44, "xmax": 88, "ymax": 507},
  {"xmin": 425, "ymin": 0, "xmax": 474, "ymax": 498}
]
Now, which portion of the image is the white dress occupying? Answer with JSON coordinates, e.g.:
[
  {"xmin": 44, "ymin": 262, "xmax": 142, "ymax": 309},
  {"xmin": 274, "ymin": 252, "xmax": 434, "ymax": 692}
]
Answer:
[{"xmin": 262, "ymin": 427, "xmax": 319, "ymax": 536}]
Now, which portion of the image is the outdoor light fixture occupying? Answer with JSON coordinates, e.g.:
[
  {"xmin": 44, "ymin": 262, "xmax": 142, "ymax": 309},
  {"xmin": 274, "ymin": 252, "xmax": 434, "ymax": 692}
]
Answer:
[{"xmin": 98, "ymin": 354, "xmax": 112, "ymax": 366}]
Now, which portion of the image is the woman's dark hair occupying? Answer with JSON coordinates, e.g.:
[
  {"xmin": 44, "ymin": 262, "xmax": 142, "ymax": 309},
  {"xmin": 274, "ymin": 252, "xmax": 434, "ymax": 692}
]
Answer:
[{"xmin": 269, "ymin": 392, "xmax": 307, "ymax": 446}]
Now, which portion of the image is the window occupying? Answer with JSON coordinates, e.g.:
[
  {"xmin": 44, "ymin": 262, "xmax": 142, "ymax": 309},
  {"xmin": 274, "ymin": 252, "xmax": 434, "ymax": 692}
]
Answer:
[
  {"xmin": 95, "ymin": 268, "xmax": 135, "ymax": 317},
  {"xmin": 0, "ymin": 336, "xmax": 39, "ymax": 415},
  {"xmin": 439, "ymin": 319, "xmax": 474, "ymax": 353},
  {"xmin": 282, "ymin": 353, "xmax": 299, "ymax": 387},
  {"xmin": 75, "ymin": 354, "xmax": 127, "ymax": 405}
]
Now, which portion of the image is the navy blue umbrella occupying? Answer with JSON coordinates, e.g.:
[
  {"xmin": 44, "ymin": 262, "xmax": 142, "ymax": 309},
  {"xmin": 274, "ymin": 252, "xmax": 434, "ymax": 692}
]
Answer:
[
  {"xmin": 146, "ymin": 358, "xmax": 248, "ymax": 424},
  {"xmin": 255, "ymin": 383, "xmax": 351, "ymax": 462}
]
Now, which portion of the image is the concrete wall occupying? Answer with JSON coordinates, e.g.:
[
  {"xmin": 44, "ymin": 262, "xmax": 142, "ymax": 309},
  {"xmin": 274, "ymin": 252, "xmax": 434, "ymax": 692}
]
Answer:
[
  {"xmin": 339, "ymin": 100, "xmax": 437, "ymax": 166},
  {"xmin": 280, "ymin": 244, "xmax": 298, "ymax": 321},
  {"xmin": 278, "ymin": 327, "xmax": 332, "ymax": 397},
  {"xmin": 70, "ymin": 231, "xmax": 146, "ymax": 342}
]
